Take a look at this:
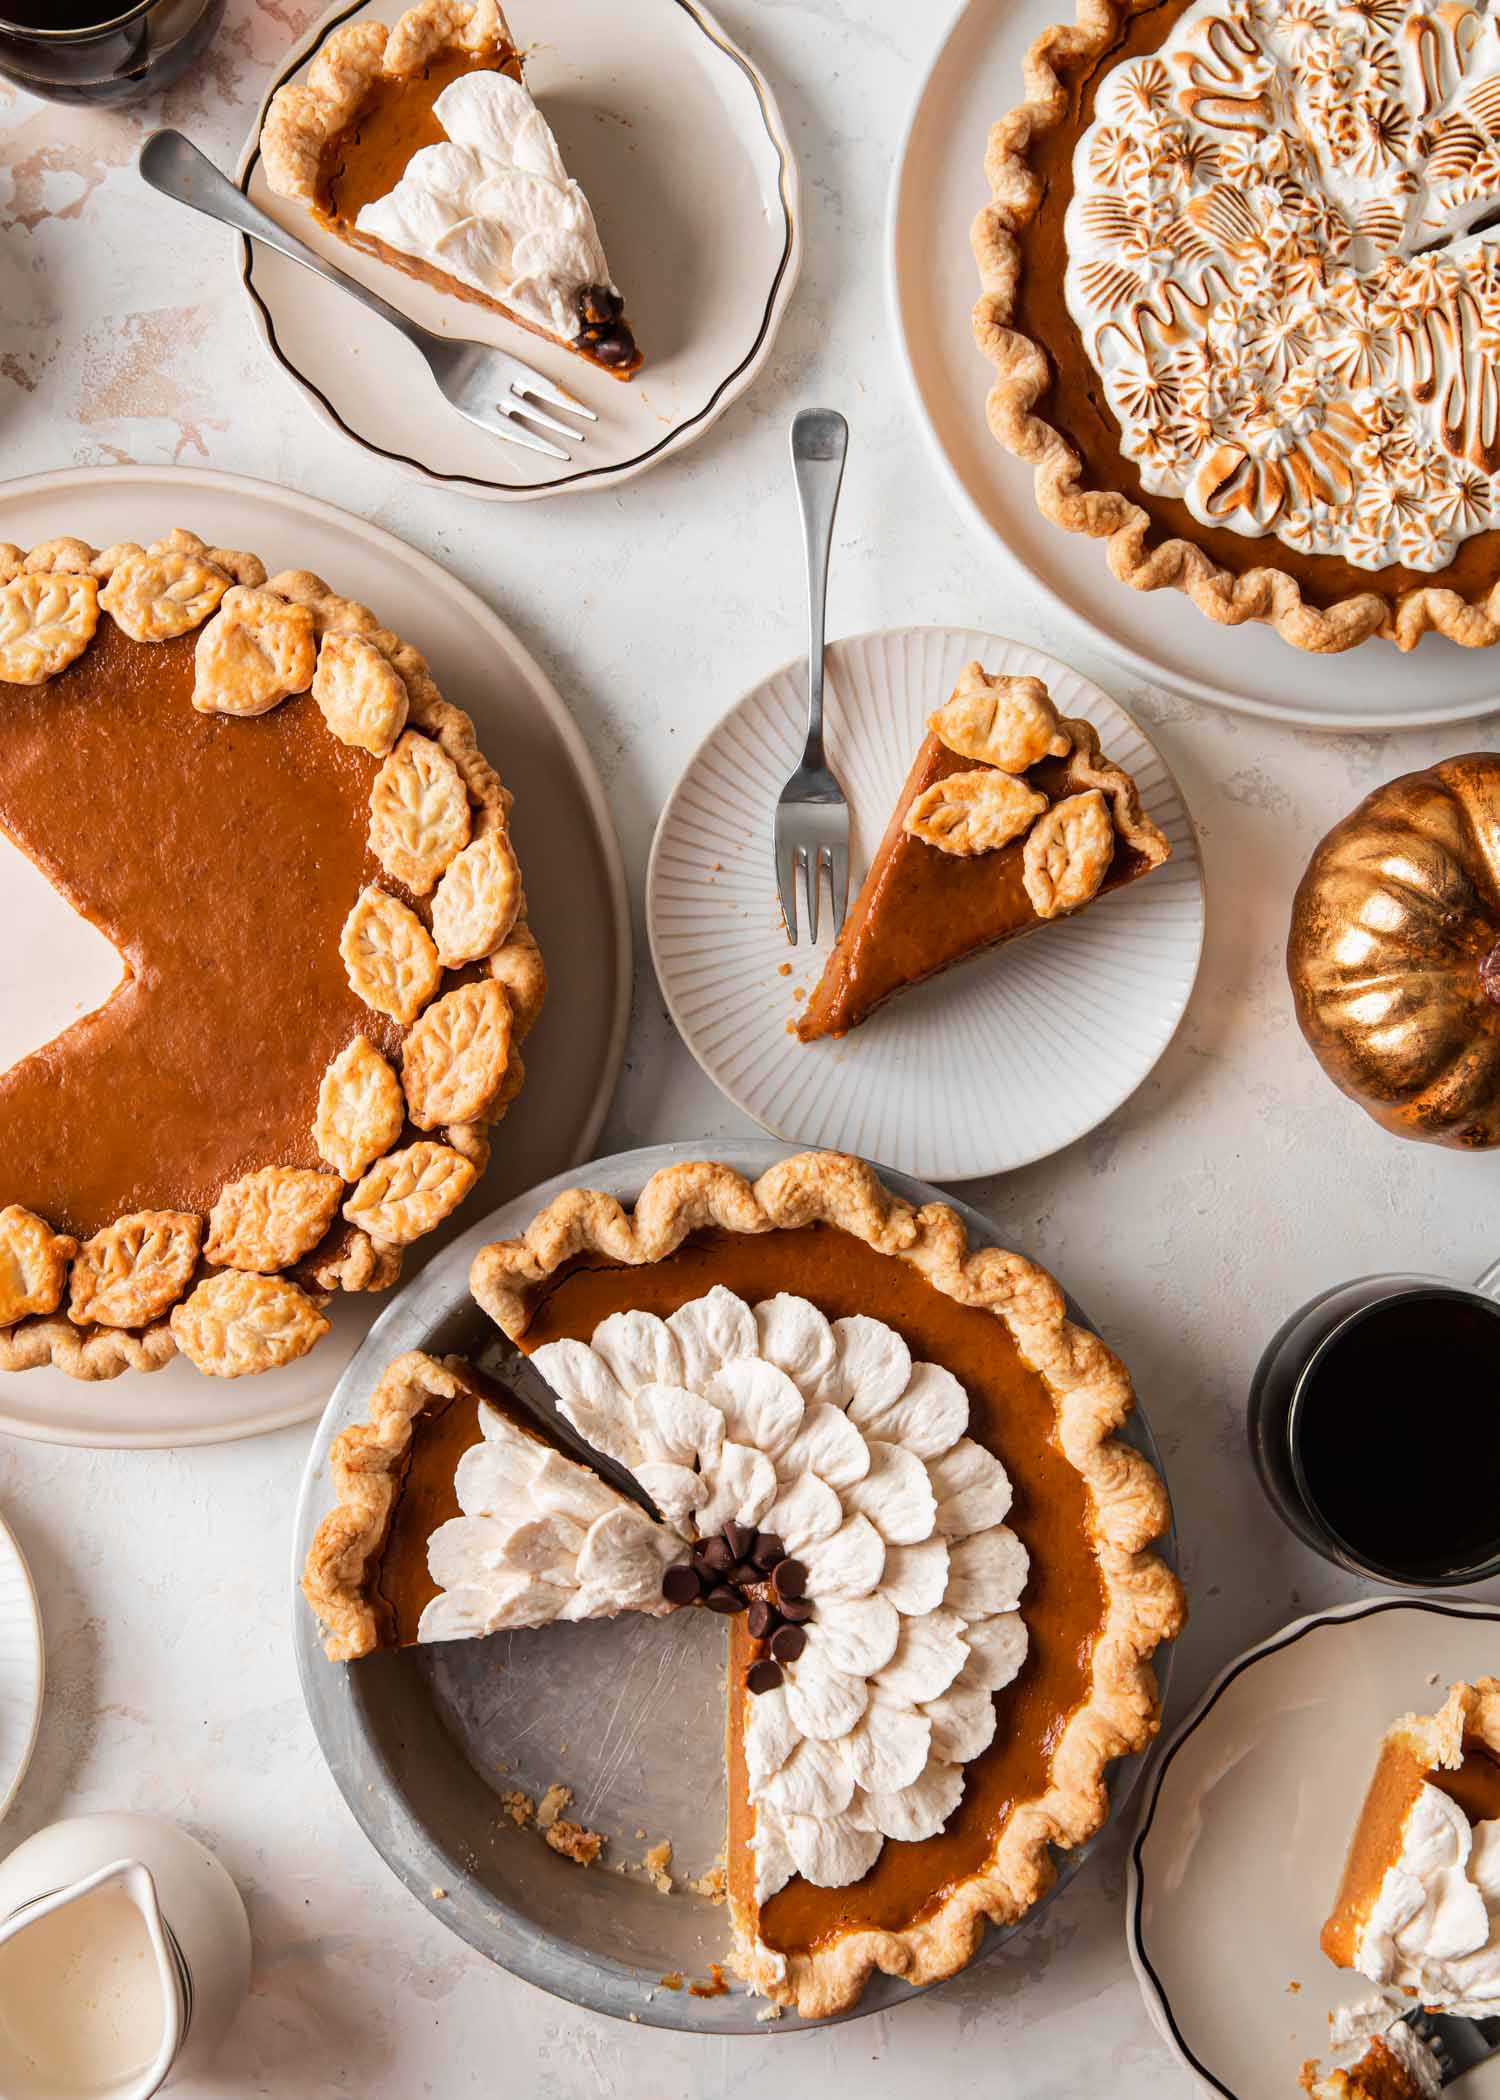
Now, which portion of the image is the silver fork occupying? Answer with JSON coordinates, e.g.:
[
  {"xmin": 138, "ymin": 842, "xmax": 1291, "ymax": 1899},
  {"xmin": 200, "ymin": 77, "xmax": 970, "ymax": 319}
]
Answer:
[
  {"xmin": 775, "ymin": 408, "xmax": 851, "ymax": 946},
  {"xmin": 138, "ymin": 129, "xmax": 595, "ymax": 462}
]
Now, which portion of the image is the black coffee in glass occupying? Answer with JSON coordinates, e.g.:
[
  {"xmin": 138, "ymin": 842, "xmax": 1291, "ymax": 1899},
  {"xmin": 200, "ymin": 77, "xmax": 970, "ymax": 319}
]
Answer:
[{"xmin": 0, "ymin": 0, "xmax": 224, "ymax": 106}]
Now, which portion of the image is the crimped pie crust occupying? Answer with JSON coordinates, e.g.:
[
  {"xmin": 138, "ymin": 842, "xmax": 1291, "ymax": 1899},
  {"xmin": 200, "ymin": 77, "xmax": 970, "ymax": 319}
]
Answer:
[
  {"xmin": 460, "ymin": 1150, "xmax": 1184, "ymax": 2018},
  {"xmin": 0, "ymin": 528, "xmax": 544, "ymax": 1381},
  {"xmin": 970, "ymin": 0, "xmax": 1500, "ymax": 654}
]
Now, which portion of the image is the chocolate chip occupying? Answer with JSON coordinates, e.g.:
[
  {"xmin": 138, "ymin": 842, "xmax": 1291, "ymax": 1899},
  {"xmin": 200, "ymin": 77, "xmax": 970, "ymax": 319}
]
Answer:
[
  {"xmin": 750, "ymin": 1532, "xmax": 785, "ymax": 1570},
  {"xmin": 724, "ymin": 1521, "xmax": 755, "ymax": 1560},
  {"xmin": 746, "ymin": 1598, "xmax": 777, "ymax": 1641},
  {"xmin": 778, "ymin": 1596, "xmax": 815, "ymax": 1624},
  {"xmin": 703, "ymin": 1585, "xmax": 747, "ymax": 1615},
  {"xmin": 661, "ymin": 1563, "xmax": 702, "ymax": 1606},
  {"xmin": 590, "ymin": 328, "xmax": 636, "ymax": 369},
  {"xmin": 771, "ymin": 1557, "xmax": 807, "ymax": 1603},
  {"xmin": 769, "ymin": 1623, "xmax": 807, "ymax": 1664},
  {"xmin": 747, "ymin": 1659, "xmax": 784, "ymax": 1695},
  {"xmin": 698, "ymin": 1536, "xmax": 733, "ymax": 1573},
  {"xmin": 578, "ymin": 282, "xmax": 623, "ymax": 327},
  {"xmin": 730, "ymin": 1560, "xmax": 761, "ymax": 1587}
]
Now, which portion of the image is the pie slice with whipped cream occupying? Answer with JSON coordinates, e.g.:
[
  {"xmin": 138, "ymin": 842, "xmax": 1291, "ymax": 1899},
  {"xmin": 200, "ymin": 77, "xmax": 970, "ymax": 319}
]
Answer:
[
  {"xmin": 261, "ymin": 0, "xmax": 641, "ymax": 380},
  {"xmin": 302, "ymin": 1149, "xmax": 1184, "ymax": 2017},
  {"xmin": 797, "ymin": 665, "xmax": 1170, "ymax": 1042}
]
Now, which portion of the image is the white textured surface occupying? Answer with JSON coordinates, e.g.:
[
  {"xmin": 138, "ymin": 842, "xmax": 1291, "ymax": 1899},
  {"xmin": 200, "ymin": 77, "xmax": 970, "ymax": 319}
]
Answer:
[
  {"xmin": 4, "ymin": 0, "xmax": 1500, "ymax": 2092},
  {"xmin": 649, "ymin": 628, "xmax": 1203, "ymax": 1178}
]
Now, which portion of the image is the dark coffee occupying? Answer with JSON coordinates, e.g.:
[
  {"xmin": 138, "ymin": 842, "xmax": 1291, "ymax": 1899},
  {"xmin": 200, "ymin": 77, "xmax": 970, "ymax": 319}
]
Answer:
[
  {"xmin": 0, "ymin": 0, "xmax": 222, "ymax": 105},
  {"xmin": 1295, "ymin": 1289, "xmax": 1500, "ymax": 1583},
  {"xmin": 0, "ymin": 1, "xmax": 135, "ymax": 26}
]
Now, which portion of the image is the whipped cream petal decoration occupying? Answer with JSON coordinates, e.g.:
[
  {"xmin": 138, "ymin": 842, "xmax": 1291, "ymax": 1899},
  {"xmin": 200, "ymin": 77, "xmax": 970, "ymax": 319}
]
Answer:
[
  {"xmin": 875, "ymin": 1607, "xmax": 970, "ymax": 1704},
  {"xmin": 783, "ymin": 1656, "xmax": 870, "ymax": 1741},
  {"xmin": 695, "ymin": 1439, "xmax": 777, "ymax": 1536},
  {"xmin": 744, "ymin": 1684, "xmax": 800, "ymax": 1790},
  {"xmin": 418, "ymin": 1576, "xmax": 566, "ymax": 1642},
  {"xmin": 928, "ymin": 1437, "xmax": 1014, "ymax": 1538},
  {"xmin": 632, "ymin": 1459, "xmax": 707, "ymax": 1533},
  {"xmin": 528, "ymin": 1338, "xmax": 642, "ymax": 1469},
  {"xmin": 843, "ymin": 1439, "xmax": 938, "ymax": 1546},
  {"xmin": 962, "ymin": 1610, "xmax": 1029, "ymax": 1691},
  {"xmin": 589, "ymin": 1310, "xmax": 684, "ymax": 1397},
  {"xmin": 575, "ymin": 1505, "xmax": 678, "ymax": 1605},
  {"xmin": 762, "ymin": 1735, "xmax": 856, "ymax": 1820},
  {"xmin": 800, "ymin": 1513, "xmax": 886, "ymax": 1601},
  {"xmin": 634, "ymin": 1382, "xmax": 724, "ymax": 1469},
  {"xmin": 839, "ymin": 1696, "xmax": 932, "ymax": 1794},
  {"xmin": 759, "ymin": 1472, "xmax": 843, "ymax": 1555},
  {"xmin": 667, "ymin": 1285, "xmax": 758, "ymax": 1391},
  {"xmin": 923, "ymin": 1676, "xmax": 1000, "ymax": 1764},
  {"xmin": 783, "ymin": 1807, "xmax": 884, "ymax": 1890},
  {"xmin": 754, "ymin": 1293, "xmax": 843, "ymax": 1404},
  {"xmin": 878, "ymin": 1538, "xmax": 951, "ymax": 1617},
  {"xmin": 848, "ymin": 1359, "xmax": 969, "ymax": 1459},
  {"xmin": 453, "ymin": 1429, "xmax": 544, "ymax": 1511},
  {"xmin": 832, "ymin": 1313, "xmax": 912, "ymax": 1413},
  {"xmin": 752, "ymin": 1800, "xmax": 798, "ymax": 1903},
  {"xmin": 804, "ymin": 1595, "xmax": 902, "ymax": 1678},
  {"xmin": 945, "ymin": 1527, "xmax": 1030, "ymax": 1618},
  {"xmin": 775, "ymin": 1401, "xmax": 871, "ymax": 1490},
  {"xmin": 865, "ymin": 1760, "xmax": 966, "ymax": 1845},
  {"xmin": 1360, "ymin": 1784, "xmax": 1500, "ymax": 2007},
  {"xmin": 524, "ymin": 1449, "xmax": 621, "ymax": 1528},
  {"xmin": 705, "ymin": 1356, "xmax": 805, "ymax": 1460}
]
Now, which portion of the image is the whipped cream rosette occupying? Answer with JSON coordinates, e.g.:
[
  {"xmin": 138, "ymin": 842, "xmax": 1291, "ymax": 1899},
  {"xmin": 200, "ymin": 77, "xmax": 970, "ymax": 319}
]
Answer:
[{"xmin": 1357, "ymin": 1782, "xmax": 1500, "ymax": 2011}]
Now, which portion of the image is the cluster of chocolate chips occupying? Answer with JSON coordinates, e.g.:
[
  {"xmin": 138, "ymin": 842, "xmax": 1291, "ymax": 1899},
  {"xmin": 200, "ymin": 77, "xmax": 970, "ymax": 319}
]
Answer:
[
  {"xmin": 575, "ymin": 284, "xmax": 636, "ymax": 370},
  {"xmin": 661, "ymin": 1521, "xmax": 813, "ymax": 1696}
]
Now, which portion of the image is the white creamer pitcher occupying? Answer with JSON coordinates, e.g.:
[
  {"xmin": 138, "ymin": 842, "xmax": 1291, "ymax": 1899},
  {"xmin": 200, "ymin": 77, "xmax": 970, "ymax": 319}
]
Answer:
[{"xmin": 0, "ymin": 1814, "xmax": 250, "ymax": 2100}]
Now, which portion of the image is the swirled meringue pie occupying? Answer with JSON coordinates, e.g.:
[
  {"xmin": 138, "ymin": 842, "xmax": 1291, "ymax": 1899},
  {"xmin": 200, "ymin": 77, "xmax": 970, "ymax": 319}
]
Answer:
[
  {"xmin": 302, "ymin": 1150, "xmax": 1183, "ymax": 2017},
  {"xmin": 974, "ymin": 0, "xmax": 1500, "ymax": 650}
]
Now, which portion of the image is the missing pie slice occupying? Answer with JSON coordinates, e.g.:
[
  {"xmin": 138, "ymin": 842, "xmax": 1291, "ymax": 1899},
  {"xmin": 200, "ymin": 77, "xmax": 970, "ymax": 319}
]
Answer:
[
  {"xmin": 261, "ymin": 0, "xmax": 642, "ymax": 380},
  {"xmin": 302, "ymin": 1149, "xmax": 1184, "ymax": 2017},
  {"xmin": 797, "ymin": 665, "xmax": 1170, "ymax": 1042}
]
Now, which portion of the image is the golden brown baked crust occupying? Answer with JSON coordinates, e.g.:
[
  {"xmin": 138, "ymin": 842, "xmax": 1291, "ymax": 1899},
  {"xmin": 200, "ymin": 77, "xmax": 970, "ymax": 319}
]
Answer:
[
  {"xmin": 969, "ymin": 0, "xmax": 1500, "ymax": 654},
  {"xmin": 0, "ymin": 529, "xmax": 543, "ymax": 1381},
  {"xmin": 469, "ymin": 1149, "xmax": 1185, "ymax": 2019}
]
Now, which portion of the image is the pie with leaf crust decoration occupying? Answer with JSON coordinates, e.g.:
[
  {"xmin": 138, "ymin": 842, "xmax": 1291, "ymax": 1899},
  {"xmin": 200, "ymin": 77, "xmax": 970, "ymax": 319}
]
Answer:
[
  {"xmin": 0, "ymin": 527, "xmax": 543, "ymax": 1381},
  {"xmin": 974, "ymin": 0, "xmax": 1500, "ymax": 650},
  {"xmin": 301, "ymin": 1150, "xmax": 1184, "ymax": 2017}
]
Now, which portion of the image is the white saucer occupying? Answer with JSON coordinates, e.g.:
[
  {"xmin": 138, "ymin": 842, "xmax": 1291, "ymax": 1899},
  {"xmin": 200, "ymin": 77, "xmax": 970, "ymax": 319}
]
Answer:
[
  {"xmin": 0, "ymin": 1514, "xmax": 43, "ymax": 1826},
  {"xmin": 888, "ymin": 0, "xmax": 1500, "ymax": 730},
  {"xmin": 0, "ymin": 464, "xmax": 630, "ymax": 1448},
  {"xmin": 235, "ymin": 0, "xmax": 800, "ymax": 501},
  {"xmin": 646, "ymin": 626, "xmax": 1204, "ymax": 1184},
  {"xmin": 1129, "ymin": 1595, "xmax": 1500, "ymax": 2099}
]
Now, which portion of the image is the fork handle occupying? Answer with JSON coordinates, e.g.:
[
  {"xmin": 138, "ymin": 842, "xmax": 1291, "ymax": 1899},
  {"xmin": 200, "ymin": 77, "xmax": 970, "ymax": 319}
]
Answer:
[
  {"xmin": 790, "ymin": 409, "xmax": 849, "ymax": 770},
  {"xmin": 138, "ymin": 129, "xmax": 425, "ymax": 350}
]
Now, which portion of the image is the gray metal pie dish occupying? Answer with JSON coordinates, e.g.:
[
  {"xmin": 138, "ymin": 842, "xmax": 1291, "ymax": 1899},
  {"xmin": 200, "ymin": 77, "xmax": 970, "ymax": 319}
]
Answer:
[{"xmin": 292, "ymin": 1139, "xmax": 1180, "ymax": 2034}]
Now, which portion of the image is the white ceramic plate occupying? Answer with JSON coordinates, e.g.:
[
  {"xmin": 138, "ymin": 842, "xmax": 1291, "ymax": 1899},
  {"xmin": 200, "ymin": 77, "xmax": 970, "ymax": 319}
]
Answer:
[
  {"xmin": 0, "ymin": 1514, "xmax": 43, "ymax": 1828},
  {"xmin": 0, "ymin": 465, "xmax": 630, "ymax": 1448},
  {"xmin": 235, "ymin": 0, "xmax": 800, "ymax": 500},
  {"xmin": 889, "ymin": 0, "xmax": 1500, "ymax": 731},
  {"xmin": 1129, "ymin": 1595, "xmax": 1500, "ymax": 2099},
  {"xmin": 646, "ymin": 626, "xmax": 1204, "ymax": 1184}
]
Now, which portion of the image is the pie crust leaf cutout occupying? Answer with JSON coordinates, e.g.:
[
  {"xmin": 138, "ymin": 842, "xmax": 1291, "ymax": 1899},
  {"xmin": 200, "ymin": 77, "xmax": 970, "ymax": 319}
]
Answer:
[
  {"xmin": 169, "ymin": 1270, "xmax": 330, "ymax": 1377},
  {"xmin": 0, "ymin": 573, "xmax": 100, "ymax": 685},
  {"xmin": 902, "ymin": 768, "xmax": 1048, "ymax": 857},
  {"xmin": 1022, "ymin": 789, "xmax": 1114, "ymax": 919},
  {"xmin": 400, "ymin": 978, "xmax": 514, "ymax": 1129},
  {"xmin": 929, "ymin": 666, "xmax": 1071, "ymax": 773},
  {"xmin": 68, "ymin": 1211, "xmax": 203, "ymax": 1330},
  {"xmin": 0, "ymin": 1206, "xmax": 77, "ymax": 1325},
  {"xmin": 340, "ymin": 885, "xmax": 442, "ymax": 1024},
  {"xmin": 343, "ymin": 1140, "xmax": 477, "ymax": 1245},
  {"xmin": 311, "ymin": 631, "xmax": 409, "ymax": 756},
  {"xmin": 314, "ymin": 1035, "xmax": 406, "ymax": 1181},
  {"xmin": 205, "ymin": 1167, "xmax": 344, "ymax": 1273},
  {"xmin": 97, "ymin": 544, "xmax": 230, "ymax": 643},
  {"xmin": 430, "ymin": 829, "xmax": 522, "ymax": 967},
  {"xmin": 368, "ymin": 729, "xmax": 472, "ymax": 894},
  {"xmin": 192, "ymin": 585, "xmax": 317, "ymax": 717}
]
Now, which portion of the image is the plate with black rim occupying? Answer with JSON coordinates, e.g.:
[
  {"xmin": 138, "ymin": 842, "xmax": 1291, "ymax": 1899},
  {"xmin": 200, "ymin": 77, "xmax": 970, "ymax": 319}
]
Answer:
[
  {"xmin": 234, "ymin": 0, "xmax": 801, "ymax": 500},
  {"xmin": 293, "ymin": 1136, "xmax": 1180, "ymax": 2033},
  {"xmin": 1127, "ymin": 1593, "xmax": 1500, "ymax": 2098}
]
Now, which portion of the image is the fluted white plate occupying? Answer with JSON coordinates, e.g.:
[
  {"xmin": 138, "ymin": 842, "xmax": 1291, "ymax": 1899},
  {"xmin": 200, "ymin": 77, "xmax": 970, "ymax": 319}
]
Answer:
[
  {"xmin": 647, "ymin": 627, "xmax": 1204, "ymax": 1182},
  {"xmin": 0, "ymin": 1515, "xmax": 43, "ymax": 1826}
]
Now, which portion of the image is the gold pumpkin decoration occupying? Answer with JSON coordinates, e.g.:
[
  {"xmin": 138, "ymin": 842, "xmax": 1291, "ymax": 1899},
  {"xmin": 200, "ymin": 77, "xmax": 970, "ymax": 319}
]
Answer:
[{"xmin": 1289, "ymin": 754, "xmax": 1500, "ymax": 1149}]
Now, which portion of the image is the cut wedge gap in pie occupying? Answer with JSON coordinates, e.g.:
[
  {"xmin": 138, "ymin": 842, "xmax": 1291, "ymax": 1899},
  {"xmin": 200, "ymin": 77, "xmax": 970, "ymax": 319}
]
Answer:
[
  {"xmin": 796, "ymin": 664, "xmax": 1170, "ymax": 1043},
  {"xmin": 301, "ymin": 1149, "xmax": 1184, "ymax": 2017},
  {"xmin": 261, "ymin": 0, "xmax": 643, "ymax": 381}
]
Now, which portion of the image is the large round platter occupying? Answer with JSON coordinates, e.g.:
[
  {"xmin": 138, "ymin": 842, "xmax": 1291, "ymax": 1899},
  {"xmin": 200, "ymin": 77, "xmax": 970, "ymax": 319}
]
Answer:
[
  {"xmin": 889, "ymin": 0, "xmax": 1500, "ymax": 731},
  {"xmin": 237, "ymin": 0, "xmax": 800, "ymax": 501},
  {"xmin": 647, "ymin": 629, "xmax": 1204, "ymax": 1184},
  {"xmin": 0, "ymin": 465, "xmax": 630, "ymax": 1448},
  {"xmin": 1128, "ymin": 1594, "xmax": 1500, "ymax": 2098},
  {"xmin": 0, "ymin": 1513, "xmax": 43, "ymax": 1827},
  {"xmin": 294, "ymin": 1136, "xmax": 1179, "ymax": 2034}
]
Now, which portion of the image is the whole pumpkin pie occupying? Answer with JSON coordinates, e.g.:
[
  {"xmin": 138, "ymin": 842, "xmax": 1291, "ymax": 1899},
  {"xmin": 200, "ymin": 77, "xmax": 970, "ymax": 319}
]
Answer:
[
  {"xmin": 0, "ymin": 527, "xmax": 544, "ymax": 1381},
  {"xmin": 301, "ymin": 1149, "xmax": 1184, "ymax": 2017},
  {"xmin": 798, "ymin": 664, "xmax": 1170, "ymax": 1041},
  {"xmin": 974, "ymin": 0, "xmax": 1500, "ymax": 651},
  {"xmin": 260, "ymin": 0, "xmax": 642, "ymax": 379}
]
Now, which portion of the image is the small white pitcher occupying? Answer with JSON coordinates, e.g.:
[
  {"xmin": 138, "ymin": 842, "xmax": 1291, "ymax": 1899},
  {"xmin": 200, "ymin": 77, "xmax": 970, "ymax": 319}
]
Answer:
[{"xmin": 0, "ymin": 1813, "xmax": 250, "ymax": 2099}]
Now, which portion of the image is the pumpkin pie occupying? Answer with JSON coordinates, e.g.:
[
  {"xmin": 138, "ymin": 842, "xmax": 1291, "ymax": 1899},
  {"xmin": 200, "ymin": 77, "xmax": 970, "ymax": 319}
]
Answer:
[
  {"xmin": 302, "ymin": 1149, "xmax": 1184, "ymax": 2016},
  {"xmin": 1301, "ymin": 2028, "xmax": 1440, "ymax": 2100},
  {"xmin": 797, "ymin": 665, "xmax": 1169, "ymax": 1042},
  {"xmin": 974, "ymin": 0, "xmax": 1500, "ymax": 651},
  {"xmin": 260, "ymin": 0, "xmax": 642, "ymax": 380},
  {"xmin": 0, "ymin": 527, "xmax": 544, "ymax": 1381}
]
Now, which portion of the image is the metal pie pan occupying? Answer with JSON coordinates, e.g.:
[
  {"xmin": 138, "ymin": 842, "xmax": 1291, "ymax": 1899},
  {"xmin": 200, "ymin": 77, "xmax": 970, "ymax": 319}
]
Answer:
[{"xmin": 292, "ymin": 1139, "xmax": 1180, "ymax": 2033}]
